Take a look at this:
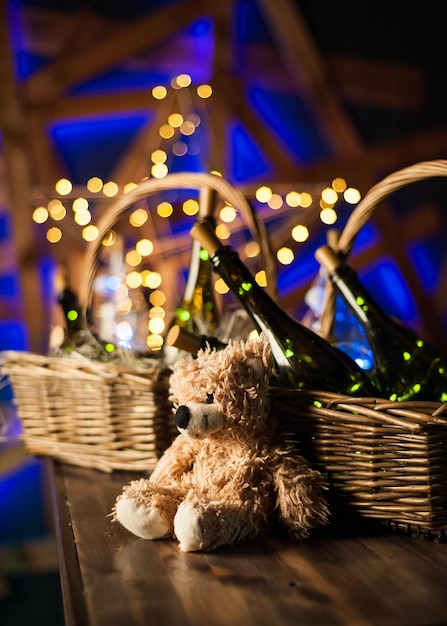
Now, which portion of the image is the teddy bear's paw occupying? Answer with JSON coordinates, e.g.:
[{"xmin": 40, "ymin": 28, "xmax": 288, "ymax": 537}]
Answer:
[
  {"xmin": 173, "ymin": 501, "xmax": 206, "ymax": 552},
  {"xmin": 115, "ymin": 495, "xmax": 172, "ymax": 540}
]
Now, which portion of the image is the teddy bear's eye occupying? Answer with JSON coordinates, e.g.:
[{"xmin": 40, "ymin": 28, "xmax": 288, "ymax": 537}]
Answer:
[{"xmin": 206, "ymin": 392, "xmax": 214, "ymax": 404}]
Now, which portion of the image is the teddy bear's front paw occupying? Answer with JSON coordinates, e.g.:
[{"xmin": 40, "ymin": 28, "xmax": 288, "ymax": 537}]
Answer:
[
  {"xmin": 115, "ymin": 495, "xmax": 172, "ymax": 540},
  {"xmin": 173, "ymin": 501, "xmax": 206, "ymax": 552}
]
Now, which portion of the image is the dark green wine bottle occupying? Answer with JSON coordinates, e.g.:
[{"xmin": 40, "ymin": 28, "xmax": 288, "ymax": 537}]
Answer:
[
  {"xmin": 164, "ymin": 189, "xmax": 221, "ymax": 363},
  {"xmin": 315, "ymin": 245, "xmax": 447, "ymax": 402},
  {"xmin": 190, "ymin": 220, "xmax": 378, "ymax": 396},
  {"xmin": 57, "ymin": 280, "xmax": 110, "ymax": 359}
]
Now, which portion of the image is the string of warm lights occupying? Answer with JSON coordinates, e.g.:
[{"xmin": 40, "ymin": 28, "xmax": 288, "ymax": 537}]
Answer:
[{"xmin": 34, "ymin": 72, "xmax": 361, "ymax": 352}]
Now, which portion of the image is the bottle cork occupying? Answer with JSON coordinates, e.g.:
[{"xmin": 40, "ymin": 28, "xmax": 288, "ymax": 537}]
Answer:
[
  {"xmin": 190, "ymin": 220, "xmax": 221, "ymax": 256},
  {"xmin": 166, "ymin": 325, "xmax": 203, "ymax": 353},
  {"xmin": 314, "ymin": 245, "xmax": 343, "ymax": 274}
]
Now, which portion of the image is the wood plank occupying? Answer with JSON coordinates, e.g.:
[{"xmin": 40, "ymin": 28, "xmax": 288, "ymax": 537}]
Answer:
[
  {"xmin": 255, "ymin": 0, "xmax": 363, "ymax": 158},
  {"xmin": 52, "ymin": 463, "xmax": 447, "ymax": 626}
]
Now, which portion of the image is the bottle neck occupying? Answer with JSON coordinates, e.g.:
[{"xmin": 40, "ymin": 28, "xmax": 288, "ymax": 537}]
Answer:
[
  {"xmin": 329, "ymin": 264, "xmax": 388, "ymax": 328},
  {"xmin": 58, "ymin": 288, "xmax": 85, "ymax": 337}
]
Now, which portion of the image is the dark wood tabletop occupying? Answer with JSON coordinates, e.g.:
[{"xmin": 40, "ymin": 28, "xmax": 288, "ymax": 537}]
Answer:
[{"xmin": 50, "ymin": 462, "xmax": 447, "ymax": 626}]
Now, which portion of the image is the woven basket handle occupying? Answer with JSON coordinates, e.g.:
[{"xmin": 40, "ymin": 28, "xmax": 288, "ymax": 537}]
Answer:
[
  {"xmin": 320, "ymin": 159, "xmax": 447, "ymax": 337},
  {"xmin": 80, "ymin": 171, "xmax": 276, "ymax": 315}
]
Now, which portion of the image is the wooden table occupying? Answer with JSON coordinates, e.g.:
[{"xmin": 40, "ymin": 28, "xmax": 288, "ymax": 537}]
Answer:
[{"xmin": 51, "ymin": 463, "xmax": 447, "ymax": 626}]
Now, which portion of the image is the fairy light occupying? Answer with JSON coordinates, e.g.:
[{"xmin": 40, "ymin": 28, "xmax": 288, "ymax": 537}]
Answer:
[
  {"xmin": 126, "ymin": 271, "xmax": 143, "ymax": 288},
  {"xmin": 332, "ymin": 177, "xmax": 347, "ymax": 193},
  {"xmin": 168, "ymin": 113, "xmax": 183, "ymax": 128},
  {"xmin": 176, "ymin": 73, "xmax": 192, "ymax": 88},
  {"xmin": 180, "ymin": 120, "xmax": 195, "ymax": 136},
  {"xmin": 72, "ymin": 197, "xmax": 89, "ymax": 213},
  {"xmin": 103, "ymin": 181, "xmax": 119, "ymax": 197},
  {"xmin": 267, "ymin": 194, "xmax": 283, "ymax": 210},
  {"xmin": 144, "ymin": 272, "xmax": 162, "ymax": 289},
  {"xmin": 220, "ymin": 205, "xmax": 237, "ymax": 223},
  {"xmin": 46, "ymin": 226, "xmax": 62, "ymax": 243},
  {"xmin": 159, "ymin": 124, "xmax": 175, "ymax": 139},
  {"xmin": 245, "ymin": 241, "xmax": 260, "ymax": 258},
  {"xmin": 157, "ymin": 201, "xmax": 173, "ymax": 218},
  {"xmin": 182, "ymin": 199, "xmax": 199, "ymax": 216},
  {"xmin": 320, "ymin": 208, "xmax": 338, "ymax": 225},
  {"xmin": 49, "ymin": 203, "xmax": 66, "ymax": 221},
  {"xmin": 129, "ymin": 208, "xmax": 148, "ymax": 227},
  {"xmin": 126, "ymin": 250, "xmax": 142, "ymax": 267},
  {"xmin": 215, "ymin": 278, "xmax": 229, "ymax": 294},
  {"xmin": 149, "ymin": 306, "xmax": 165, "ymax": 319},
  {"xmin": 151, "ymin": 163, "xmax": 168, "ymax": 178},
  {"xmin": 150, "ymin": 290, "xmax": 166, "ymax": 306},
  {"xmin": 124, "ymin": 182, "xmax": 138, "ymax": 194},
  {"xmin": 152, "ymin": 85, "xmax": 167, "ymax": 99},
  {"xmin": 255, "ymin": 270, "xmax": 267, "ymax": 287},
  {"xmin": 136, "ymin": 238, "xmax": 154, "ymax": 256},
  {"xmin": 255, "ymin": 186, "xmax": 272, "ymax": 203},
  {"xmin": 74, "ymin": 210, "xmax": 91, "ymax": 226},
  {"xmin": 215, "ymin": 223, "xmax": 231, "ymax": 239},
  {"xmin": 148, "ymin": 316, "xmax": 165, "ymax": 335},
  {"xmin": 321, "ymin": 187, "xmax": 338, "ymax": 205},
  {"xmin": 151, "ymin": 149, "xmax": 167, "ymax": 164},
  {"xmin": 291, "ymin": 224, "xmax": 309, "ymax": 242},
  {"xmin": 32, "ymin": 207, "xmax": 48, "ymax": 223},
  {"xmin": 277, "ymin": 247, "xmax": 294, "ymax": 265},
  {"xmin": 147, "ymin": 334, "xmax": 163, "ymax": 351},
  {"xmin": 344, "ymin": 187, "xmax": 361, "ymax": 204},
  {"xmin": 285, "ymin": 191, "xmax": 301, "ymax": 207},
  {"xmin": 55, "ymin": 178, "xmax": 72, "ymax": 196},
  {"xmin": 82, "ymin": 225, "xmax": 99, "ymax": 242},
  {"xmin": 197, "ymin": 84, "xmax": 212, "ymax": 98},
  {"xmin": 187, "ymin": 113, "xmax": 201, "ymax": 127},
  {"xmin": 299, "ymin": 192, "xmax": 313, "ymax": 208},
  {"xmin": 172, "ymin": 141, "xmax": 188, "ymax": 156},
  {"xmin": 102, "ymin": 231, "xmax": 116, "ymax": 247},
  {"xmin": 87, "ymin": 177, "xmax": 103, "ymax": 193}
]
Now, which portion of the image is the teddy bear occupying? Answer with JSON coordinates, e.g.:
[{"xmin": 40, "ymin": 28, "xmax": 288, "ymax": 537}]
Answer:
[{"xmin": 113, "ymin": 332, "xmax": 329, "ymax": 552}]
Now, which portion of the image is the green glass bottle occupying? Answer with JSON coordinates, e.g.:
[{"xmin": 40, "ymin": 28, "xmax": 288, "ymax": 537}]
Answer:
[
  {"xmin": 56, "ymin": 278, "xmax": 110, "ymax": 360},
  {"xmin": 190, "ymin": 220, "xmax": 378, "ymax": 396},
  {"xmin": 315, "ymin": 245, "xmax": 447, "ymax": 402},
  {"xmin": 164, "ymin": 189, "xmax": 221, "ymax": 363}
]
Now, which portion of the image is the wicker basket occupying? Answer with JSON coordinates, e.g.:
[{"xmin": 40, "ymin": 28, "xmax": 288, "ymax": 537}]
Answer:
[
  {"xmin": 0, "ymin": 172, "xmax": 275, "ymax": 473},
  {"xmin": 272, "ymin": 160, "xmax": 447, "ymax": 538}
]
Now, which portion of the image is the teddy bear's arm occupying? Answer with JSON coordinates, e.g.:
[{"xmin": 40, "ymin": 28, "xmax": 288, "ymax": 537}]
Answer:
[
  {"xmin": 273, "ymin": 450, "xmax": 329, "ymax": 539},
  {"xmin": 150, "ymin": 434, "xmax": 199, "ymax": 485}
]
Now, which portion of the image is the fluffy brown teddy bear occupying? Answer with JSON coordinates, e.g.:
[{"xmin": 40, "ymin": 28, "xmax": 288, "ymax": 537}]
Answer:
[{"xmin": 113, "ymin": 332, "xmax": 329, "ymax": 551}]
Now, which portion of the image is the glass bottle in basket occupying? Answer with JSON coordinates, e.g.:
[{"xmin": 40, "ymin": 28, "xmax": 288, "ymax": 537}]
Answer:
[
  {"xmin": 190, "ymin": 219, "xmax": 378, "ymax": 396},
  {"xmin": 163, "ymin": 189, "xmax": 221, "ymax": 364},
  {"xmin": 315, "ymin": 245, "xmax": 447, "ymax": 402}
]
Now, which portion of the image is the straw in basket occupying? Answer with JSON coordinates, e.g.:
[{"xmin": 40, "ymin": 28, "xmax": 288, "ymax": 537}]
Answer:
[
  {"xmin": 271, "ymin": 160, "xmax": 447, "ymax": 539},
  {"xmin": 0, "ymin": 172, "xmax": 276, "ymax": 473}
]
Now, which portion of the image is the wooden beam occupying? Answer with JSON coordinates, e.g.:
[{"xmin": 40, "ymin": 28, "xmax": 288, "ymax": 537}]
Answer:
[
  {"xmin": 255, "ymin": 0, "xmax": 363, "ymax": 158},
  {"xmin": 0, "ymin": 2, "xmax": 48, "ymax": 353},
  {"xmin": 236, "ymin": 43, "xmax": 425, "ymax": 112},
  {"xmin": 25, "ymin": 0, "xmax": 208, "ymax": 105},
  {"xmin": 329, "ymin": 56, "xmax": 425, "ymax": 111},
  {"xmin": 294, "ymin": 126, "xmax": 447, "ymax": 192}
]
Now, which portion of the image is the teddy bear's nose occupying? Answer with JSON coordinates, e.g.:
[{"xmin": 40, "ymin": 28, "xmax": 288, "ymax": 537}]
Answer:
[{"xmin": 174, "ymin": 405, "xmax": 190, "ymax": 430}]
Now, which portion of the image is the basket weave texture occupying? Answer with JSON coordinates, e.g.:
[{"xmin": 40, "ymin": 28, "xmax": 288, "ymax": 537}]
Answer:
[
  {"xmin": 1, "ymin": 351, "xmax": 173, "ymax": 472},
  {"xmin": 0, "ymin": 172, "xmax": 274, "ymax": 473},
  {"xmin": 271, "ymin": 160, "xmax": 447, "ymax": 538}
]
